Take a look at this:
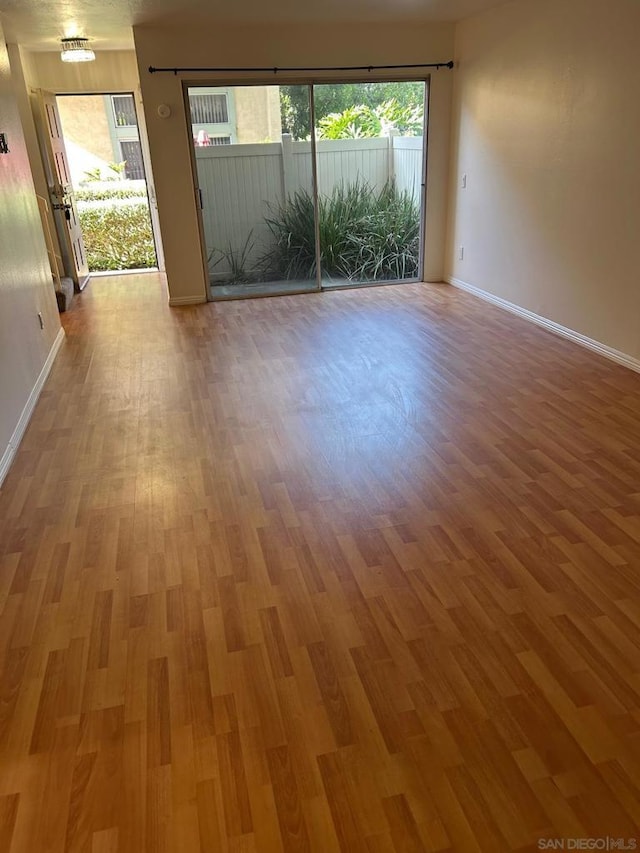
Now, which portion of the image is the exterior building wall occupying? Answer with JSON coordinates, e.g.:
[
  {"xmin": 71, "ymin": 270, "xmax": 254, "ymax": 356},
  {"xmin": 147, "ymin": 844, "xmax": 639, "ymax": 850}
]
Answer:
[
  {"xmin": 234, "ymin": 86, "xmax": 283, "ymax": 143},
  {"xmin": 57, "ymin": 95, "xmax": 114, "ymax": 163}
]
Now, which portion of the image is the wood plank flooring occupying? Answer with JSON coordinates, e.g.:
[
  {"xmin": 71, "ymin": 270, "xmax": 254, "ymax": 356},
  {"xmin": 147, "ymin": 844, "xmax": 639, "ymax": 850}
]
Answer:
[{"xmin": 2, "ymin": 274, "xmax": 640, "ymax": 851}]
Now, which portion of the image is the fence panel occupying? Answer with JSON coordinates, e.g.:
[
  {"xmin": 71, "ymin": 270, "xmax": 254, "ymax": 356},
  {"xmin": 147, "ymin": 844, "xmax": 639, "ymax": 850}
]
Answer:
[
  {"xmin": 196, "ymin": 143, "xmax": 283, "ymax": 274},
  {"xmin": 315, "ymin": 138, "xmax": 390, "ymax": 196},
  {"xmin": 195, "ymin": 136, "xmax": 423, "ymax": 277},
  {"xmin": 393, "ymin": 136, "xmax": 423, "ymax": 201},
  {"xmin": 285, "ymin": 139, "xmax": 313, "ymax": 198}
]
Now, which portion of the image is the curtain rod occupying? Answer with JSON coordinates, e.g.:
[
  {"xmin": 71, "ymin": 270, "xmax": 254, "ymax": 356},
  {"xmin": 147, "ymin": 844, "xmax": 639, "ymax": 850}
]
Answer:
[{"xmin": 148, "ymin": 61, "xmax": 454, "ymax": 75}]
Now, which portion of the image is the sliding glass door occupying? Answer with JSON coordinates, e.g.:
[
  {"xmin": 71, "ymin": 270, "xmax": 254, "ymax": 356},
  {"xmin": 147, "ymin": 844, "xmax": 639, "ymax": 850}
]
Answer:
[
  {"xmin": 188, "ymin": 80, "xmax": 426, "ymax": 300},
  {"xmin": 189, "ymin": 84, "xmax": 318, "ymax": 298},
  {"xmin": 313, "ymin": 81, "xmax": 425, "ymax": 287}
]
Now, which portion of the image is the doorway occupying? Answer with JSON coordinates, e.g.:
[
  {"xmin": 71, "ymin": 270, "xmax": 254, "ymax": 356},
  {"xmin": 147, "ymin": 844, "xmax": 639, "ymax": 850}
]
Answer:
[
  {"xmin": 187, "ymin": 79, "xmax": 427, "ymax": 300},
  {"xmin": 56, "ymin": 93, "xmax": 159, "ymax": 274}
]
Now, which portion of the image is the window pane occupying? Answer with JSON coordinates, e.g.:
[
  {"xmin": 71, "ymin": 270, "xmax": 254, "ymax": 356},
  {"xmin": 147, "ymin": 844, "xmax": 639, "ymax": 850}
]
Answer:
[
  {"xmin": 189, "ymin": 93, "xmax": 228, "ymax": 125},
  {"xmin": 313, "ymin": 80, "xmax": 426, "ymax": 287},
  {"xmin": 194, "ymin": 135, "xmax": 231, "ymax": 147},
  {"xmin": 112, "ymin": 95, "xmax": 137, "ymax": 127},
  {"xmin": 120, "ymin": 140, "xmax": 145, "ymax": 180},
  {"xmin": 189, "ymin": 84, "xmax": 319, "ymax": 299}
]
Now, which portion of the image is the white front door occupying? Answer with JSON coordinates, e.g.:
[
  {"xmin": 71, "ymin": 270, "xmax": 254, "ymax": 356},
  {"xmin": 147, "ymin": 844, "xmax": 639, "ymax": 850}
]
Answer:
[{"xmin": 32, "ymin": 88, "xmax": 90, "ymax": 290}]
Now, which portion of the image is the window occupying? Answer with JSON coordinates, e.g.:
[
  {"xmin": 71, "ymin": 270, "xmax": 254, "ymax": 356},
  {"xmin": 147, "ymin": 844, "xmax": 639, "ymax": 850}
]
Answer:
[
  {"xmin": 194, "ymin": 134, "xmax": 232, "ymax": 147},
  {"xmin": 119, "ymin": 140, "xmax": 145, "ymax": 180},
  {"xmin": 112, "ymin": 95, "xmax": 137, "ymax": 127},
  {"xmin": 189, "ymin": 93, "xmax": 229, "ymax": 125}
]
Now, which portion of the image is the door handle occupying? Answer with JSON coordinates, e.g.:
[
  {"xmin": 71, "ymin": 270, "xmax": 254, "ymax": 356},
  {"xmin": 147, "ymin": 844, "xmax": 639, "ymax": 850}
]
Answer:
[
  {"xmin": 52, "ymin": 202, "xmax": 72, "ymax": 220},
  {"xmin": 197, "ymin": 188, "xmax": 203, "ymax": 209}
]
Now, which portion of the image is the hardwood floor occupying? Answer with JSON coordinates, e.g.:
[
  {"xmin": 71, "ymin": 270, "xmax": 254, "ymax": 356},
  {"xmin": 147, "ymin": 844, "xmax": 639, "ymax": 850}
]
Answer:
[{"xmin": 2, "ymin": 273, "xmax": 640, "ymax": 851}]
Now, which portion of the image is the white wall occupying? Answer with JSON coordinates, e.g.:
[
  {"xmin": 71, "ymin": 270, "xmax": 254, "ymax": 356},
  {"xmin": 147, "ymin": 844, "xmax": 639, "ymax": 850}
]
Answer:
[
  {"xmin": 447, "ymin": 0, "xmax": 640, "ymax": 360},
  {"xmin": 134, "ymin": 21, "xmax": 455, "ymax": 303},
  {"xmin": 21, "ymin": 49, "xmax": 139, "ymax": 94},
  {"xmin": 0, "ymin": 23, "xmax": 62, "ymax": 484},
  {"xmin": 7, "ymin": 45, "xmax": 60, "ymax": 277}
]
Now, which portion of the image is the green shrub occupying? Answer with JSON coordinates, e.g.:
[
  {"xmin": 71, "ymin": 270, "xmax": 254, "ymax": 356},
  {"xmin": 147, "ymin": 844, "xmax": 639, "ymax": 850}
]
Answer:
[
  {"xmin": 208, "ymin": 231, "xmax": 256, "ymax": 283},
  {"xmin": 317, "ymin": 99, "xmax": 423, "ymax": 139},
  {"xmin": 260, "ymin": 181, "xmax": 420, "ymax": 282},
  {"xmin": 346, "ymin": 183, "xmax": 421, "ymax": 281},
  {"xmin": 78, "ymin": 202, "xmax": 156, "ymax": 271},
  {"xmin": 76, "ymin": 186, "xmax": 147, "ymax": 202}
]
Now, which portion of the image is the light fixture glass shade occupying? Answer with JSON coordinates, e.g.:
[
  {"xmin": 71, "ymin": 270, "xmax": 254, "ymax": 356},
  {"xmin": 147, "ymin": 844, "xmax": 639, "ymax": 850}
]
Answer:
[{"xmin": 60, "ymin": 38, "xmax": 95, "ymax": 62}]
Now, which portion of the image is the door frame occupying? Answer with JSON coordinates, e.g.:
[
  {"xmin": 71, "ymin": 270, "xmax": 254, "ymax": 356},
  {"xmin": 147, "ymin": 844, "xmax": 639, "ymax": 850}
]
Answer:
[
  {"xmin": 51, "ymin": 89, "xmax": 165, "ymax": 274},
  {"xmin": 132, "ymin": 88, "xmax": 165, "ymax": 271},
  {"xmin": 182, "ymin": 74, "xmax": 430, "ymax": 301}
]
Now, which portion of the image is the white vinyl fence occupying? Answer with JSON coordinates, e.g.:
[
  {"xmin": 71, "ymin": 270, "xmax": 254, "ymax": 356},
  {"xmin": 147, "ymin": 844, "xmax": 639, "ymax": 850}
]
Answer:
[{"xmin": 195, "ymin": 134, "xmax": 424, "ymax": 277}]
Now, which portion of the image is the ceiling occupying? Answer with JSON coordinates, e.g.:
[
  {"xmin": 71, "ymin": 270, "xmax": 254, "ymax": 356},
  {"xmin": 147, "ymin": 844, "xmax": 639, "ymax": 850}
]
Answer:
[{"xmin": 0, "ymin": 0, "xmax": 507, "ymax": 51}]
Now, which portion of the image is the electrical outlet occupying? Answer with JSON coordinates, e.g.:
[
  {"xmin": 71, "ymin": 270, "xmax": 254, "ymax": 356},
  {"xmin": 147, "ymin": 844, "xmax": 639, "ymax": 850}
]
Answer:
[
  {"xmin": 37, "ymin": 312, "xmax": 44, "ymax": 330},
  {"xmin": 458, "ymin": 246, "xmax": 464, "ymax": 261}
]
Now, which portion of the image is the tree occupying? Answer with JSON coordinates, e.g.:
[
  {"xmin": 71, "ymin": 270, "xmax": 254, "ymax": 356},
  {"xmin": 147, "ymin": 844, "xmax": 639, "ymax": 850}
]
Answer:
[
  {"xmin": 280, "ymin": 82, "xmax": 425, "ymax": 140},
  {"xmin": 280, "ymin": 86, "xmax": 311, "ymax": 140},
  {"xmin": 317, "ymin": 99, "xmax": 424, "ymax": 139}
]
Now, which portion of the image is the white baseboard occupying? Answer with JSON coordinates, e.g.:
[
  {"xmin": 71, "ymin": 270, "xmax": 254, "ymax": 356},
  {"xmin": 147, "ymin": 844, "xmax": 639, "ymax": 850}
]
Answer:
[
  {"xmin": 169, "ymin": 295, "xmax": 207, "ymax": 306},
  {"xmin": 0, "ymin": 326, "xmax": 65, "ymax": 487},
  {"xmin": 447, "ymin": 276, "xmax": 640, "ymax": 375}
]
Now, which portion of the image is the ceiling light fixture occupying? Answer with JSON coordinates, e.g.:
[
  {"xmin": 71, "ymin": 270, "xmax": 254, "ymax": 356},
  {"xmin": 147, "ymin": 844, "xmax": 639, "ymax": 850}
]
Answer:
[{"xmin": 60, "ymin": 37, "xmax": 95, "ymax": 63}]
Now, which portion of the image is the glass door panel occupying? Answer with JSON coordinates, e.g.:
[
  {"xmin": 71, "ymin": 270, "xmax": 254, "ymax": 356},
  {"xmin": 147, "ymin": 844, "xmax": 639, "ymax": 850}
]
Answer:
[
  {"xmin": 189, "ymin": 84, "xmax": 319, "ymax": 299},
  {"xmin": 312, "ymin": 81, "xmax": 426, "ymax": 288}
]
